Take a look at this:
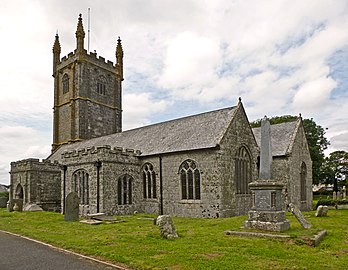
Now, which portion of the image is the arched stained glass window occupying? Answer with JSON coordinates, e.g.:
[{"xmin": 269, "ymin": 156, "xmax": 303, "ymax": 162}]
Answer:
[
  {"xmin": 179, "ymin": 159, "xmax": 201, "ymax": 200},
  {"xmin": 142, "ymin": 163, "xmax": 157, "ymax": 199},
  {"xmin": 72, "ymin": 169, "xmax": 89, "ymax": 205},
  {"xmin": 235, "ymin": 146, "xmax": 252, "ymax": 194},
  {"xmin": 300, "ymin": 162, "xmax": 307, "ymax": 202},
  {"xmin": 117, "ymin": 174, "xmax": 133, "ymax": 205}
]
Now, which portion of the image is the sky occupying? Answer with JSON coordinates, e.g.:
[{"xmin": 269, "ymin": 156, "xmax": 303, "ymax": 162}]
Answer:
[{"xmin": 0, "ymin": 0, "xmax": 347, "ymax": 185}]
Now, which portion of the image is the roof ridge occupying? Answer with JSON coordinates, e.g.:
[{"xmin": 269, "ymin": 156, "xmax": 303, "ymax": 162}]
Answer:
[{"xmin": 122, "ymin": 106, "xmax": 237, "ymax": 133}]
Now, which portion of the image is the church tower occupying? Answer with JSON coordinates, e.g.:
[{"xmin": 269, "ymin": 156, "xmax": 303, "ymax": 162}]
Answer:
[{"xmin": 52, "ymin": 14, "xmax": 123, "ymax": 152}]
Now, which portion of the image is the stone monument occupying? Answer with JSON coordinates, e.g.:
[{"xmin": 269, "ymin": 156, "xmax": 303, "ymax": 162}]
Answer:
[
  {"xmin": 244, "ymin": 116, "xmax": 290, "ymax": 232},
  {"xmin": 64, "ymin": 192, "xmax": 79, "ymax": 221},
  {"xmin": 156, "ymin": 215, "xmax": 179, "ymax": 239}
]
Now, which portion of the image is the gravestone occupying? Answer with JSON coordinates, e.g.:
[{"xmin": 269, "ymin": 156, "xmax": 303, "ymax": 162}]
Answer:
[
  {"xmin": 7, "ymin": 199, "xmax": 23, "ymax": 212},
  {"xmin": 315, "ymin": 205, "xmax": 328, "ymax": 217},
  {"xmin": 343, "ymin": 186, "xmax": 346, "ymax": 200},
  {"xmin": 64, "ymin": 192, "xmax": 79, "ymax": 221},
  {"xmin": 244, "ymin": 117, "xmax": 290, "ymax": 232},
  {"xmin": 337, "ymin": 191, "xmax": 342, "ymax": 201},
  {"xmin": 288, "ymin": 203, "xmax": 311, "ymax": 229},
  {"xmin": 156, "ymin": 215, "xmax": 178, "ymax": 239},
  {"xmin": 333, "ymin": 191, "xmax": 337, "ymax": 200}
]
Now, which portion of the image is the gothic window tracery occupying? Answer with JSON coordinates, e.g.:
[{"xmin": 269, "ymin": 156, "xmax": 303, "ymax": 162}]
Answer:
[
  {"xmin": 62, "ymin": 73, "xmax": 69, "ymax": 94},
  {"xmin": 300, "ymin": 162, "xmax": 307, "ymax": 202},
  {"xmin": 235, "ymin": 146, "xmax": 252, "ymax": 194},
  {"xmin": 142, "ymin": 163, "xmax": 157, "ymax": 199},
  {"xmin": 117, "ymin": 174, "xmax": 133, "ymax": 205},
  {"xmin": 96, "ymin": 75, "xmax": 106, "ymax": 95},
  {"xmin": 72, "ymin": 169, "xmax": 89, "ymax": 205},
  {"xmin": 180, "ymin": 159, "xmax": 201, "ymax": 200}
]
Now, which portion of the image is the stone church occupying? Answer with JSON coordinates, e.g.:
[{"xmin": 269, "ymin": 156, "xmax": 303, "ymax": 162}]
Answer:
[{"xmin": 9, "ymin": 15, "xmax": 312, "ymax": 218}]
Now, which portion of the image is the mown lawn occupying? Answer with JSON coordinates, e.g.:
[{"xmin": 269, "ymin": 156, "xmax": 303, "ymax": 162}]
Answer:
[{"xmin": 0, "ymin": 209, "xmax": 347, "ymax": 270}]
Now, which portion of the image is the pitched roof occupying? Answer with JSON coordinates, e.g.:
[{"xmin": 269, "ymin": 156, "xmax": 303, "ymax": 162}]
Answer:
[
  {"xmin": 252, "ymin": 120, "xmax": 299, "ymax": 157},
  {"xmin": 49, "ymin": 106, "xmax": 238, "ymax": 161}
]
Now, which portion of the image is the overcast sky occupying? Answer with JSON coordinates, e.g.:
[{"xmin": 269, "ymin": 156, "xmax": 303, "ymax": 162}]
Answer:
[{"xmin": 0, "ymin": 0, "xmax": 347, "ymax": 185}]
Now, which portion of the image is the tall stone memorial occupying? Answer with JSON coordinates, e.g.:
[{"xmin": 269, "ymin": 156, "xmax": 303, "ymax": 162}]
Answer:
[{"xmin": 244, "ymin": 117, "xmax": 290, "ymax": 232}]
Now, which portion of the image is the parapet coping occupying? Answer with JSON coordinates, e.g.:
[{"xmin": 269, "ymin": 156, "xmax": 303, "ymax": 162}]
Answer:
[{"xmin": 60, "ymin": 50, "xmax": 115, "ymax": 68}]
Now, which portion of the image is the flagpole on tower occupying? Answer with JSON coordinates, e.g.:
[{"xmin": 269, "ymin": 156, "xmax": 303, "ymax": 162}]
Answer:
[{"xmin": 88, "ymin": 7, "xmax": 91, "ymax": 52}]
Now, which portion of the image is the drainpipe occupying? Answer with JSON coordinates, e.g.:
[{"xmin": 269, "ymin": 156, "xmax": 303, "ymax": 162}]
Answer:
[
  {"xmin": 159, "ymin": 156, "xmax": 164, "ymax": 215},
  {"xmin": 95, "ymin": 160, "xmax": 102, "ymax": 213},
  {"xmin": 62, "ymin": 165, "xmax": 67, "ymax": 214}
]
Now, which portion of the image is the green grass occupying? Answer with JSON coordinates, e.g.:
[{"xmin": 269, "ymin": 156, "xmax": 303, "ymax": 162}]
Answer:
[{"xmin": 0, "ymin": 209, "xmax": 348, "ymax": 270}]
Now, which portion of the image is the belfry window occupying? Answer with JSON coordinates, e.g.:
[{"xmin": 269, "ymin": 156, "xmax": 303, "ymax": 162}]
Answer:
[
  {"xmin": 72, "ymin": 170, "xmax": 89, "ymax": 205},
  {"xmin": 96, "ymin": 75, "xmax": 106, "ymax": 95},
  {"xmin": 235, "ymin": 146, "xmax": 252, "ymax": 194},
  {"xmin": 117, "ymin": 174, "xmax": 133, "ymax": 205},
  {"xmin": 142, "ymin": 163, "xmax": 157, "ymax": 199},
  {"xmin": 180, "ymin": 159, "xmax": 201, "ymax": 200},
  {"xmin": 300, "ymin": 162, "xmax": 307, "ymax": 202},
  {"xmin": 62, "ymin": 74, "xmax": 69, "ymax": 94}
]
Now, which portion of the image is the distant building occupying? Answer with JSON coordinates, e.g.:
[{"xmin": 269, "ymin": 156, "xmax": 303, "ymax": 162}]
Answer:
[{"xmin": 9, "ymin": 15, "xmax": 312, "ymax": 216}]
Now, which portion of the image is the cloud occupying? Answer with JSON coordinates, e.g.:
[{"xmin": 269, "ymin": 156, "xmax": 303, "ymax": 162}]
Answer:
[{"xmin": 123, "ymin": 93, "xmax": 170, "ymax": 130}]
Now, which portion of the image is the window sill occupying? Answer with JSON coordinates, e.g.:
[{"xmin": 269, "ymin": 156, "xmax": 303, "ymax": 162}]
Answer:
[{"xmin": 180, "ymin": 199, "xmax": 201, "ymax": 204}]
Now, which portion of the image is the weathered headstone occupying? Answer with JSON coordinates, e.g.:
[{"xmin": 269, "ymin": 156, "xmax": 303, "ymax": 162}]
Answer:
[
  {"xmin": 244, "ymin": 117, "xmax": 290, "ymax": 232},
  {"xmin": 337, "ymin": 191, "xmax": 342, "ymax": 201},
  {"xmin": 333, "ymin": 191, "xmax": 337, "ymax": 200},
  {"xmin": 315, "ymin": 205, "xmax": 328, "ymax": 217},
  {"xmin": 343, "ymin": 186, "xmax": 346, "ymax": 200},
  {"xmin": 64, "ymin": 192, "xmax": 79, "ymax": 221},
  {"xmin": 156, "ymin": 215, "xmax": 178, "ymax": 239},
  {"xmin": 288, "ymin": 203, "xmax": 311, "ymax": 229},
  {"xmin": 7, "ymin": 199, "xmax": 23, "ymax": 212}
]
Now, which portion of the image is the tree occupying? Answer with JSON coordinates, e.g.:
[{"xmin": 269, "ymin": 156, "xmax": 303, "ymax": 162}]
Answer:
[
  {"xmin": 302, "ymin": 118, "xmax": 330, "ymax": 184},
  {"xmin": 250, "ymin": 116, "xmax": 330, "ymax": 184},
  {"xmin": 321, "ymin": 151, "xmax": 348, "ymax": 191}
]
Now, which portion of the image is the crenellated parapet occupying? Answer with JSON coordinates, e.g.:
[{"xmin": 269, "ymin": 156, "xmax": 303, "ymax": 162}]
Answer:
[
  {"xmin": 61, "ymin": 145, "xmax": 141, "ymax": 162},
  {"xmin": 58, "ymin": 50, "xmax": 116, "ymax": 72},
  {"xmin": 10, "ymin": 158, "xmax": 60, "ymax": 173}
]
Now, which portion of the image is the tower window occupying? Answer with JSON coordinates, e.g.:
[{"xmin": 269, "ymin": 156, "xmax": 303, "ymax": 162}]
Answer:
[
  {"xmin": 62, "ymin": 74, "xmax": 69, "ymax": 94},
  {"xmin": 300, "ymin": 162, "xmax": 307, "ymax": 202},
  {"xmin": 179, "ymin": 159, "xmax": 201, "ymax": 200},
  {"xmin": 96, "ymin": 75, "xmax": 106, "ymax": 95}
]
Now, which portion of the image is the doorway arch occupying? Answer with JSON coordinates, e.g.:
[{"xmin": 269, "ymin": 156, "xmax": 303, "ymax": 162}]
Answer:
[{"xmin": 15, "ymin": 184, "xmax": 24, "ymax": 199}]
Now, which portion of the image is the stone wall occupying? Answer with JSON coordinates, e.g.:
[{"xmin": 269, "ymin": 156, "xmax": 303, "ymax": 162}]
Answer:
[
  {"xmin": 218, "ymin": 104, "xmax": 259, "ymax": 217},
  {"xmin": 10, "ymin": 159, "xmax": 61, "ymax": 211},
  {"xmin": 60, "ymin": 145, "xmax": 141, "ymax": 215},
  {"xmin": 287, "ymin": 122, "xmax": 313, "ymax": 211}
]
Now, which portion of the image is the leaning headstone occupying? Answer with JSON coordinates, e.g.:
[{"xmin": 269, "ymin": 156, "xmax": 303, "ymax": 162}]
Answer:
[
  {"xmin": 288, "ymin": 203, "xmax": 311, "ymax": 229},
  {"xmin": 315, "ymin": 205, "xmax": 328, "ymax": 217},
  {"xmin": 156, "ymin": 215, "xmax": 178, "ymax": 239},
  {"xmin": 64, "ymin": 192, "xmax": 79, "ymax": 221}
]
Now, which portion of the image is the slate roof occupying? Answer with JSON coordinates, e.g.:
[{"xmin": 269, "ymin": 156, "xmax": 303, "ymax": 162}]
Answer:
[
  {"xmin": 252, "ymin": 120, "xmax": 299, "ymax": 157},
  {"xmin": 49, "ymin": 106, "xmax": 238, "ymax": 161}
]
